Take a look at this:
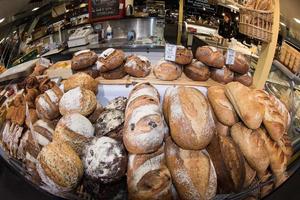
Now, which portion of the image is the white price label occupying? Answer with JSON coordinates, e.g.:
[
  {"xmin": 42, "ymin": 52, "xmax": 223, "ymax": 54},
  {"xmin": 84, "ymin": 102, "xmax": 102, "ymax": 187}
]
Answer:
[
  {"xmin": 226, "ymin": 49, "xmax": 236, "ymax": 65},
  {"xmin": 165, "ymin": 44, "xmax": 177, "ymax": 62},
  {"xmin": 39, "ymin": 57, "xmax": 51, "ymax": 68}
]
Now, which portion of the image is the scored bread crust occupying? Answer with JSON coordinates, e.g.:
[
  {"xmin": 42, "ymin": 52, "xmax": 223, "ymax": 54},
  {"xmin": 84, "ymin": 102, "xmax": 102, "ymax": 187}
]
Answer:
[
  {"xmin": 64, "ymin": 72, "xmax": 98, "ymax": 94},
  {"xmin": 124, "ymin": 55, "xmax": 151, "ymax": 78},
  {"xmin": 98, "ymin": 49, "xmax": 125, "ymax": 72},
  {"xmin": 175, "ymin": 47, "xmax": 193, "ymax": 65},
  {"xmin": 71, "ymin": 50, "xmax": 98, "ymax": 70},
  {"xmin": 195, "ymin": 46, "xmax": 225, "ymax": 69},
  {"xmin": 154, "ymin": 60, "xmax": 182, "ymax": 81}
]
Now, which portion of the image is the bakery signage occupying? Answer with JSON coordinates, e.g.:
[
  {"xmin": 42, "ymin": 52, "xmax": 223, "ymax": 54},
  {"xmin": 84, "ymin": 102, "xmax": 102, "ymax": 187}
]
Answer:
[
  {"xmin": 88, "ymin": 0, "xmax": 124, "ymax": 22},
  {"xmin": 185, "ymin": 0, "xmax": 217, "ymax": 14}
]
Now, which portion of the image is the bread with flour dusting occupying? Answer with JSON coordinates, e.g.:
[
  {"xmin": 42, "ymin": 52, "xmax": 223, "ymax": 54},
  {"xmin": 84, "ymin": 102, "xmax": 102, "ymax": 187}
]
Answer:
[
  {"xmin": 53, "ymin": 113, "xmax": 94, "ymax": 155},
  {"xmin": 175, "ymin": 46, "xmax": 193, "ymax": 65},
  {"xmin": 124, "ymin": 55, "xmax": 151, "ymax": 78},
  {"xmin": 59, "ymin": 87, "xmax": 97, "ymax": 116},
  {"xmin": 124, "ymin": 83, "xmax": 166, "ymax": 154},
  {"xmin": 71, "ymin": 49, "xmax": 98, "ymax": 70},
  {"xmin": 35, "ymin": 85, "xmax": 63, "ymax": 120},
  {"xmin": 98, "ymin": 48, "xmax": 125, "ymax": 72},
  {"xmin": 127, "ymin": 145, "xmax": 173, "ymax": 200},
  {"xmin": 165, "ymin": 137, "xmax": 217, "ymax": 200},
  {"xmin": 63, "ymin": 72, "xmax": 98, "ymax": 94},
  {"xmin": 165, "ymin": 86, "xmax": 215, "ymax": 150}
]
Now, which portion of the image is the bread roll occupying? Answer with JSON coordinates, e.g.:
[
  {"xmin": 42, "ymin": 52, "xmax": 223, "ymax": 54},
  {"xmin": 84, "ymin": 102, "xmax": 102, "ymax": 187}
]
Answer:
[
  {"xmin": 195, "ymin": 46, "xmax": 225, "ymax": 68},
  {"xmin": 184, "ymin": 60, "xmax": 210, "ymax": 81},
  {"xmin": 154, "ymin": 60, "xmax": 182, "ymax": 81},
  {"xmin": 210, "ymin": 66, "xmax": 234, "ymax": 84},
  {"xmin": 98, "ymin": 48, "xmax": 125, "ymax": 72},
  {"xmin": 175, "ymin": 46, "xmax": 193, "ymax": 65},
  {"xmin": 165, "ymin": 137, "xmax": 217, "ymax": 200},
  {"xmin": 63, "ymin": 72, "xmax": 98, "ymax": 94},
  {"xmin": 59, "ymin": 87, "xmax": 97, "ymax": 116},
  {"xmin": 124, "ymin": 55, "xmax": 151, "ymax": 78},
  {"xmin": 71, "ymin": 50, "xmax": 98, "ymax": 70},
  {"xmin": 35, "ymin": 85, "xmax": 63, "ymax": 120},
  {"xmin": 207, "ymin": 134, "xmax": 245, "ymax": 193},
  {"xmin": 53, "ymin": 113, "xmax": 94, "ymax": 155},
  {"xmin": 231, "ymin": 123, "xmax": 270, "ymax": 179},
  {"xmin": 36, "ymin": 142, "xmax": 83, "ymax": 192},
  {"xmin": 127, "ymin": 146, "xmax": 173, "ymax": 200},
  {"xmin": 226, "ymin": 52, "xmax": 250, "ymax": 74},
  {"xmin": 225, "ymin": 82, "xmax": 265, "ymax": 129},
  {"xmin": 166, "ymin": 86, "xmax": 215, "ymax": 150},
  {"xmin": 234, "ymin": 73, "xmax": 253, "ymax": 87},
  {"xmin": 207, "ymin": 86, "xmax": 239, "ymax": 126}
]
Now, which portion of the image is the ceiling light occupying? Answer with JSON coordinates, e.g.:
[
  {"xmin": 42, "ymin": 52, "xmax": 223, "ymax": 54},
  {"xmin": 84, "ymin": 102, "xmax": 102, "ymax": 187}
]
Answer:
[
  {"xmin": 222, "ymin": 13, "xmax": 225, "ymax": 16},
  {"xmin": 280, "ymin": 22, "xmax": 286, "ymax": 26},
  {"xmin": 0, "ymin": 18, "xmax": 5, "ymax": 23},
  {"xmin": 294, "ymin": 18, "xmax": 300, "ymax": 24},
  {"xmin": 236, "ymin": 16, "xmax": 239, "ymax": 21},
  {"xmin": 13, "ymin": 30, "xmax": 16, "ymax": 34},
  {"xmin": 32, "ymin": 7, "xmax": 39, "ymax": 11},
  {"xmin": 203, "ymin": 7, "xmax": 206, "ymax": 11},
  {"xmin": 0, "ymin": 38, "xmax": 4, "ymax": 43}
]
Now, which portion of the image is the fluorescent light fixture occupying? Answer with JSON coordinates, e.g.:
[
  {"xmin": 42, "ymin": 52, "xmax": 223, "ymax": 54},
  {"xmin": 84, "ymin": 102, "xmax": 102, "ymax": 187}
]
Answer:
[
  {"xmin": 0, "ymin": 38, "xmax": 4, "ymax": 43},
  {"xmin": 280, "ymin": 22, "xmax": 286, "ymax": 26},
  {"xmin": 13, "ymin": 30, "xmax": 16, "ymax": 34},
  {"xmin": 236, "ymin": 16, "xmax": 239, "ymax": 21},
  {"xmin": 0, "ymin": 18, "xmax": 5, "ymax": 23},
  {"xmin": 222, "ymin": 13, "xmax": 225, "ymax": 16},
  {"xmin": 203, "ymin": 7, "xmax": 206, "ymax": 11},
  {"xmin": 294, "ymin": 18, "xmax": 300, "ymax": 24},
  {"xmin": 32, "ymin": 7, "xmax": 39, "ymax": 11}
]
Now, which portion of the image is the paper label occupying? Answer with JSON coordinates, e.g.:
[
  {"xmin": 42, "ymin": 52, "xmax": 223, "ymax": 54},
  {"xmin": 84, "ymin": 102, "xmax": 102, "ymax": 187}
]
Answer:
[
  {"xmin": 226, "ymin": 49, "xmax": 236, "ymax": 65},
  {"xmin": 39, "ymin": 57, "xmax": 51, "ymax": 68},
  {"xmin": 165, "ymin": 44, "xmax": 177, "ymax": 62},
  {"xmin": 119, "ymin": 3, "xmax": 124, "ymax": 9}
]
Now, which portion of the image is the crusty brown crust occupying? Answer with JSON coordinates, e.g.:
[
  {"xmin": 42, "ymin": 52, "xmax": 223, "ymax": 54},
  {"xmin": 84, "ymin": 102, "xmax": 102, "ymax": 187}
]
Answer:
[
  {"xmin": 154, "ymin": 60, "xmax": 182, "ymax": 81},
  {"xmin": 227, "ymin": 52, "xmax": 250, "ymax": 74},
  {"xmin": 175, "ymin": 47, "xmax": 193, "ymax": 65},
  {"xmin": 234, "ymin": 73, "xmax": 253, "ymax": 87},
  {"xmin": 101, "ymin": 63, "xmax": 127, "ymax": 80},
  {"xmin": 99, "ymin": 49, "xmax": 125, "ymax": 72},
  {"xmin": 184, "ymin": 60, "xmax": 210, "ymax": 81},
  {"xmin": 195, "ymin": 46, "xmax": 225, "ymax": 68},
  {"xmin": 71, "ymin": 50, "xmax": 98, "ymax": 70},
  {"xmin": 210, "ymin": 67, "xmax": 234, "ymax": 84},
  {"xmin": 124, "ymin": 55, "xmax": 151, "ymax": 78},
  {"xmin": 64, "ymin": 72, "xmax": 98, "ymax": 94}
]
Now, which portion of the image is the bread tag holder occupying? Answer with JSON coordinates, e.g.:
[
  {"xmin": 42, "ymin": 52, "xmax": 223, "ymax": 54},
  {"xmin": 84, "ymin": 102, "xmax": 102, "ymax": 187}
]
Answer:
[
  {"xmin": 226, "ymin": 48, "xmax": 236, "ymax": 65},
  {"xmin": 165, "ymin": 44, "xmax": 177, "ymax": 62},
  {"xmin": 38, "ymin": 58, "xmax": 51, "ymax": 68}
]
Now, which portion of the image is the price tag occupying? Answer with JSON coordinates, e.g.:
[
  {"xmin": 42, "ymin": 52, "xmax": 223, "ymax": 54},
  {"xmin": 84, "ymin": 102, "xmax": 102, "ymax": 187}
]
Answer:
[
  {"xmin": 39, "ymin": 57, "xmax": 51, "ymax": 68},
  {"xmin": 226, "ymin": 49, "xmax": 236, "ymax": 65},
  {"xmin": 165, "ymin": 44, "xmax": 177, "ymax": 62}
]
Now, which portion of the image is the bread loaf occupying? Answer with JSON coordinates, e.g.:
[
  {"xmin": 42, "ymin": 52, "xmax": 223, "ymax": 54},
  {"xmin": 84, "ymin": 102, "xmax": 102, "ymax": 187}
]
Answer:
[
  {"xmin": 36, "ymin": 142, "xmax": 83, "ymax": 192},
  {"xmin": 101, "ymin": 63, "xmax": 127, "ymax": 80},
  {"xmin": 210, "ymin": 66, "xmax": 234, "ymax": 84},
  {"xmin": 175, "ymin": 46, "xmax": 193, "ymax": 65},
  {"xmin": 195, "ymin": 46, "xmax": 225, "ymax": 68},
  {"xmin": 154, "ymin": 60, "xmax": 182, "ymax": 81},
  {"xmin": 225, "ymin": 82, "xmax": 264, "ymax": 129},
  {"xmin": 207, "ymin": 134, "xmax": 245, "ymax": 193},
  {"xmin": 234, "ymin": 73, "xmax": 253, "ymax": 87},
  {"xmin": 215, "ymin": 120, "xmax": 230, "ymax": 136},
  {"xmin": 63, "ymin": 72, "xmax": 98, "ymax": 94},
  {"xmin": 98, "ymin": 48, "xmax": 125, "ymax": 72},
  {"xmin": 184, "ymin": 60, "xmax": 210, "ymax": 81},
  {"xmin": 59, "ymin": 87, "xmax": 97, "ymax": 116},
  {"xmin": 231, "ymin": 123, "xmax": 270, "ymax": 179},
  {"xmin": 35, "ymin": 85, "xmax": 63, "ymax": 120},
  {"xmin": 53, "ymin": 113, "xmax": 94, "ymax": 155},
  {"xmin": 165, "ymin": 137, "xmax": 217, "ymax": 200},
  {"xmin": 71, "ymin": 50, "xmax": 98, "ymax": 70},
  {"xmin": 166, "ymin": 86, "xmax": 215, "ymax": 150},
  {"xmin": 277, "ymin": 134, "xmax": 293, "ymax": 160},
  {"xmin": 226, "ymin": 52, "xmax": 250, "ymax": 74},
  {"xmin": 124, "ymin": 55, "xmax": 151, "ymax": 78},
  {"xmin": 127, "ymin": 146, "xmax": 173, "ymax": 200},
  {"xmin": 207, "ymin": 86, "xmax": 239, "ymax": 126}
]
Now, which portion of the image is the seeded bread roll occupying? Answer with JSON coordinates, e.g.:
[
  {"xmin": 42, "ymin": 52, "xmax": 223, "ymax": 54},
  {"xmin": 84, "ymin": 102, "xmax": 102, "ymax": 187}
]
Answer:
[
  {"xmin": 83, "ymin": 137, "xmax": 127, "ymax": 183},
  {"xmin": 36, "ymin": 142, "xmax": 83, "ymax": 192},
  {"xmin": 154, "ymin": 60, "xmax": 182, "ymax": 81},
  {"xmin": 59, "ymin": 87, "xmax": 97, "ymax": 116},
  {"xmin": 127, "ymin": 145, "xmax": 173, "ymax": 200},
  {"xmin": 175, "ymin": 46, "xmax": 193, "ymax": 65},
  {"xmin": 53, "ymin": 113, "xmax": 95, "ymax": 155},
  {"xmin": 195, "ymin": 46, "xmax": 225, "ymax": 68},
  {"xmin": 35, "ymin": 85, "xmax": 64, "ymax": 120},
  {"xmin": 71, "ymin": 50, "xmax": 98, "ymax": 70},
  {"xmin": 165, "ymin": 137, "xmax": 217, "ymax": 200},
  {"xmin": 184, "ymin": 60, "xmax": 210, "ymax": 81},
  {"xmin": 64, "ymin": 72, "xmax": 98, "ymax": 94},
  {"xmin": 124, "ymin": 55, "xmax": 151, "ymax": 78},
  {"xmin": 98, "ymin": 48, "xmax": 125, "ymax": 72}
]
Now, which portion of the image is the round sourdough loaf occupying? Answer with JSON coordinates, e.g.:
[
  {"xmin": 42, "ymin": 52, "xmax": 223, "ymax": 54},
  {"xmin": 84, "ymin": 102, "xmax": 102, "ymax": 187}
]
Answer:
[
  {"xmin": 184, "ymin": 59, "xmax": 210, "ymax": 81},
  {"xmin": 71, "ymin": 50, "xmax": 98, "ymax": 70},
  {"xmin": 153, "ymin": 60, "xmax": 182, "ymax": 81},
  {"xmin": 124, "ymin": 55, "xmax": 151, "ymax": 78},
  {"xmin": 175, "ymin": 46, "xmax": 193, "ymax": 65},
  {"xmin": 36, "ymin": 142, "xmax": 83, "ymax": 192},
  {"xmin": 195, "ymin": 46, "xmax": 225, "ymax": 68},
  {"xmin": 63, "ymin": 72, "xmax": 98, "ymax": 94},
  {"xmin": 98, "ymin": 48, "xmax": 125, "ymax": 72}
]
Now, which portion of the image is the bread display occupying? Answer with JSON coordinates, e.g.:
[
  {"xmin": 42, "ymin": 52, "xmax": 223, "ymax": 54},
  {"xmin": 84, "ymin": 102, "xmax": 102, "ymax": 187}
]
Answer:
[
  {"xmin": 165, "ymin": 137, "xmax": 217, "ymax": 200},
  {"xmin": 83, "ymin": 137, "xmax": 127, "ymax": 183},
  {"xmin": 59, "ymin": 87, "xmax": 97, "ymax": 116},
  {"xmin": 225, "ymin": 82, "xmax": 265, "ymax": 129},
  {"xmin": 234, "ymin": 73, "xmax": 253, "ymax": 87},
  {"xmin": 124, "ymin": 83, "xmax": 166, "ymax": 154},
  {"xmin": 175, "ymin": 46, "xmax": 193, "ymax": 65},
  {"xmin": 98, "ymin": 48, "xmax": 125, "ymax": 72},
  {"xmin": 210, "ymin": 66, "xmax": 234, "ymax": 84},
  {"xmin": 127, "ymin": 145, "xmax": 173, "ymax": 200},
  {"xmin": 165, "ymin": 86, "xmax": 215, "ymax": 150},
  {"xmin": 207, "ymin": 86, "xmax": 239, "ymax": 126},
  {"xmin": 105, "ymin": 96, "xmax": 127, "ymax": 111},
  {"xmin": 71, "ymin": 50, "xmax": 98, "ymax": 70},
  {"xmin": 231, "ymin": 123, "xmax": 270, "ymax": 179},
  {"xmin": 36, "ymin": 142, "xmax": 83, "ymax": 192},
  {"xmin": 207, "ymin": 134, "xmax": 245, "ymax": 193},
  {"xmin": 95, "ymin": 109, "xmax": 124, "ymax": 137},
  {"xmin": 184, "ymin": 59, "xmax": 210, "ymax": 81},
  {"xmin": 226, "ymin": 52, "xmax": 250, "ymax": 74},
  {"xmin": 53, "ymin": 113, "xmax": 94, "ymax": 155},
  {"xmin": 63, "ymin": 72, "xmax": 98, "ymax": 94},
  {"xmin": 124, "ymin": 55, "xmax": 151, "ymax": 78},
  {"xmin": 153, "ymin": 60, "xmax": 182, "ymax": 81},
  {"xmin": 195, "ymin": 46, "xmax": 225, "ymax": 68},
  {"xmin": 73, "ymin": 66, "xmax": 99, "ymax": 79},
  {"xmin": 35, "ymin": 85, "xmax": 63, "ymax": 120},
  {"xmin": 101, "ymin": 63, "xmax": 127, "ymax": 80}
]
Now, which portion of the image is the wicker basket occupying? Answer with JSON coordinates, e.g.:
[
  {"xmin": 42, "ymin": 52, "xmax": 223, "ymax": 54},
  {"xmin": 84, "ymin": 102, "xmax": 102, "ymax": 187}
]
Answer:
[{"xmin": 239, "ymin": 7, "xmax": 273, "ymax": 43}]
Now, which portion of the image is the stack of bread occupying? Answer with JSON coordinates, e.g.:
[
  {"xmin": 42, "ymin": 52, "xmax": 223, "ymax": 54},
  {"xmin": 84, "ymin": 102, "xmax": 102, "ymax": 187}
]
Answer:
[{"xmin": 71, "ymin": 50, "xmax": 99, "ymax": 78}]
